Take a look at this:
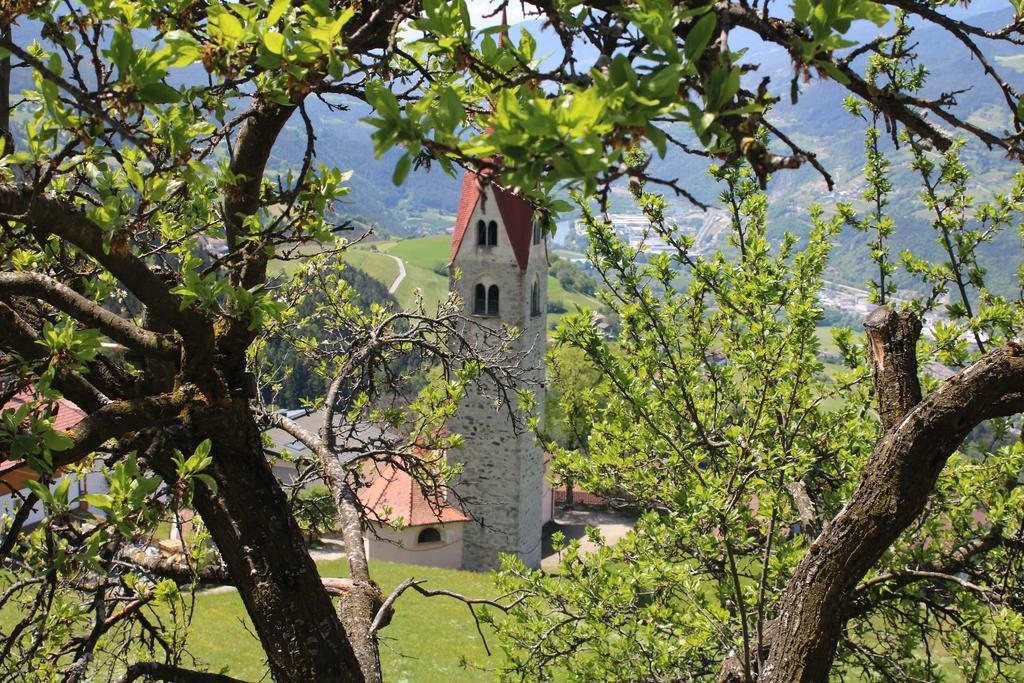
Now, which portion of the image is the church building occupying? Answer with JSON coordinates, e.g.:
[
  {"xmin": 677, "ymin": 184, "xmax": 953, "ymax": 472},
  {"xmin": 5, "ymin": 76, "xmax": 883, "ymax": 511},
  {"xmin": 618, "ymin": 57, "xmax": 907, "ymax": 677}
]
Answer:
[{"xmin": 447, "ymin": 167, "xmax": 550, "ymax": 571}]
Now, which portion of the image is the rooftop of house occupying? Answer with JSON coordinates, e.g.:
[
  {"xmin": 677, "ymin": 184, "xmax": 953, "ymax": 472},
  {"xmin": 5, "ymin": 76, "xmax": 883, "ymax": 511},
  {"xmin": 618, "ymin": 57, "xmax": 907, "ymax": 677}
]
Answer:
[
  {"xmin": 264, "ymin": 410, "xmax": 468, "ymax": 528},
  {"xmin": 1, "ymin": 390, "xmax": 87, "ymax": 479},
  {"xmin": 357, "ymin": 458, "xmax": 470, "ymax": 529}
]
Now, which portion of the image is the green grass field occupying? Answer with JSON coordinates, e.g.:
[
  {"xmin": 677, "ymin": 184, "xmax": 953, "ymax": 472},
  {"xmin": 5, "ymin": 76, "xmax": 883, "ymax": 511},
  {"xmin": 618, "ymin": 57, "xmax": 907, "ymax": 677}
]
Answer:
[
  {"xmin": 0, "ymin": 558, "xmax": 505, "ymax": 682},
  {"xmin": 182, "ymin": 558, "xmax": 504, "ymax": 682}
]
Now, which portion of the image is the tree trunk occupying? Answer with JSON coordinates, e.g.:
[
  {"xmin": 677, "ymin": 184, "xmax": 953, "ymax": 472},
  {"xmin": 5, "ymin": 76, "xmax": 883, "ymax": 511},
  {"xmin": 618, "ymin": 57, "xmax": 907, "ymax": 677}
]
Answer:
[
  {"xmin": 0, "ymin": 25, "xmax": 10, "ymax": 155},
  {"xmin": 763, "ymin": 309, "xmax": 1024, "ymax": 681},
  {"xmin": 265, "ymin": 411, "xmax": 384, "ymax": 682},
  {"xmin": 187, "ymin": 400, "xmax": 362, "ymax": 683}
]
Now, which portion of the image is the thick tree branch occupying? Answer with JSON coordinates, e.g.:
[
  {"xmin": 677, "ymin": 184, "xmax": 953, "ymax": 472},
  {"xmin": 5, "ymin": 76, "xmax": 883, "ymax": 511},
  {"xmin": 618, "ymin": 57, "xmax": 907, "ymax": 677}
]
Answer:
[
  {"xmin": 51, "ymin": 392, "xmax": 192, "ymax": 471},
  {"xmin": 0, "ymin": 272, "xmax": 179, "ymax": 359},
  {"xmin": 864, "ymin": 306, "xmax": 922, "ymax": 431},
  {"xmin": 0, "ymin": 185, "xmax": 208, "ymax": 343},
  {"xmin": 765, "ymin": 332, "xmax": 1024, "ymax": 682},
  {"xmin": 0, "ymin": 299, "xmax": 111, "ymax": 410},
  {"xmin": 119, "ymin": 547, "xmax": 232, "ymax": 586}
]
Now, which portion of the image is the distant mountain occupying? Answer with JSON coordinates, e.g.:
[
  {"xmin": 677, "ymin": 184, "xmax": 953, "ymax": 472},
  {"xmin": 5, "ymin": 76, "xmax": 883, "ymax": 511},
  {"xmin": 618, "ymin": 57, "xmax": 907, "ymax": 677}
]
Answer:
[
  {"xmin": 7, "ymin": 8, "xmax": 1021, "ymax": 293},
  {"xmin": 638, "ymin": 7, "xmax": 1024, "ymax": 294}
]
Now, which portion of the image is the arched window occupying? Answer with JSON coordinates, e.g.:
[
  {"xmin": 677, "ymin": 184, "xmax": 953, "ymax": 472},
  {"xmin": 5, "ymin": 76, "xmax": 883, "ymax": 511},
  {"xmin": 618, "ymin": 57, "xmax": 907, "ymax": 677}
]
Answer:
[
  {"xmin": 417, "ymin": 527, "xmax": 441, "ymax": 544},
  {"xmin": 473, "ymin": 283, "xmax": 487, "ymax": 315},
  {"xmin": 533, "ymin": 221, "xmax": 542, "ymax": 245},
  {"xmin": 487, "ymin": 285, "xmax": 499, "ymax": 317},
  {"xmin": 487, "ymin": 220, "xmax": 498, "ymax": 246},
  {"xmin": 476, "ymin": 219, "xmax": 487, "ymax": 245},
  {"xmin": 531, "ymin": 275, "xmax": 541, "ymax": 316}
]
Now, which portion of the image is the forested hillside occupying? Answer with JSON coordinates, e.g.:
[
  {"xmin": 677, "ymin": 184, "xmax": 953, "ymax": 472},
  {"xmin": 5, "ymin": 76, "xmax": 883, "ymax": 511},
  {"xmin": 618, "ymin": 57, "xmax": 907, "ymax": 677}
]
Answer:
[{"xmin": 11, "ymin": 8, "xmax": 1016, "ymax": 294}]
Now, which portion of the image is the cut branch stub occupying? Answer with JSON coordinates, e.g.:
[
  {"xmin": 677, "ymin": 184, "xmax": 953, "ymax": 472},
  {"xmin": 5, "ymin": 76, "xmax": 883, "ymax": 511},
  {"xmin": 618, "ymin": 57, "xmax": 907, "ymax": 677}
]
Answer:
[{"xmin": 864, "ymin": 306, "xmax": 923, "ymax": 431}]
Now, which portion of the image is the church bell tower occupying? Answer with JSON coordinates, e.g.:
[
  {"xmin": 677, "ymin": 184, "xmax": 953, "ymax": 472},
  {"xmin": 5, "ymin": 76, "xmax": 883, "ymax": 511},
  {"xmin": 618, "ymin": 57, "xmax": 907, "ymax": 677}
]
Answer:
[{"xmin": 447, "ymin": 170, "xmax": 547, "ymax": 571}]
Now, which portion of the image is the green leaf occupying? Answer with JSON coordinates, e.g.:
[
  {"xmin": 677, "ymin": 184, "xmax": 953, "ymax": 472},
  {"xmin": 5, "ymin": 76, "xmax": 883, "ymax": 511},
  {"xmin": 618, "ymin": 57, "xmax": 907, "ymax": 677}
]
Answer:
[
  {"xmin": 685, "ymin": 13, "xmax": 716, "ymax": 63},
  {"xmin": 196, "ymin": 473, "xmax": 219, "ymax": 492},
  {"xmin": 43, "ymin": 429, "xmax": 73, "ymax": 452},
  {"xmin": 267, "ymin": 0, "xmax": 290, "ymax": 24},
  {"xmin": 82, "ymin": 493, "xmax": 113, "ymax": 511},
  {"xmin": 138, "ymin": 82, "xmax": 181, "ymax": 104},
  {"xmin": 217, "ymin": 12, "xmax": 244, "ymax": 40},
  {"xmin": 392, "ymin": 153, "xmax": 412, "ymax": 186},
  {"xmin": 263, "ymin": 31, "xmax": 285, "ymax": 55},
  {"xmin": 816, "ymin": 60, "xmax": 851, "ymax": 85},
  {"xmin": 25, "ymin": 479, "xmax": 52, "ymax": 505},
  {"xmin": 53, "ymin": 477, "xmax": 71, "ymax": 505},
  {"xmin": 109, "ymin": 25, "xmax": 134, "ymax": 76}
]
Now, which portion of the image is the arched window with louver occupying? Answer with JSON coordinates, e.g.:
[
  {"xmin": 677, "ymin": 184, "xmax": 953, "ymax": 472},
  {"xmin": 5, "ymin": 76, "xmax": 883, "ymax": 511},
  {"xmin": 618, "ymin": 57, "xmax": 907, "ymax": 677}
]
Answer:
[
  {"xmin": 476, "ymin": 219, "xmax": 487, "ymax": 245},
  {"xmin": 473, "ymin": 283, "xmax": 487, "ymax": 315},
  {"xmin": 487, "ymin": 285, "xmax": 499, "ymax": 316},
  {"xmin": 417, "ymin": 527, "xmax": 441, "ymax": 544},
  {"xmin": 531, "ymin": 275, "xmax": 541, "ymax": 316},
  {"xmin": 487, "ymin": 220, "xmax": 498, "ymax": 246}
]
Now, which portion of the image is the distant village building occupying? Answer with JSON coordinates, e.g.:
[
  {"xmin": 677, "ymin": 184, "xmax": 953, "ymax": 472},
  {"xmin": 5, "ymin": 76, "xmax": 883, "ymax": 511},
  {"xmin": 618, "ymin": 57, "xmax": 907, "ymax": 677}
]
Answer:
[
  {"xmin": 447, "ymin": 167, "xmax": 552, "ymax": 571},
  {"xmin": 0, "ymin": 390, "xmax": 107, "ymax": 527},
  {"xmin": 575, "ymin": 213, "xmax": 673, "ymax": 254}
]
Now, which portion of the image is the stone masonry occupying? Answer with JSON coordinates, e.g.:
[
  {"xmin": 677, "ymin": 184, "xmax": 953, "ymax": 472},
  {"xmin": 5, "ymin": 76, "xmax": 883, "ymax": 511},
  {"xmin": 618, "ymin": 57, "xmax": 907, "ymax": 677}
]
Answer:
[{"xmin": 448, "ymin": 183, "xmax": 547, "ymax": 571}]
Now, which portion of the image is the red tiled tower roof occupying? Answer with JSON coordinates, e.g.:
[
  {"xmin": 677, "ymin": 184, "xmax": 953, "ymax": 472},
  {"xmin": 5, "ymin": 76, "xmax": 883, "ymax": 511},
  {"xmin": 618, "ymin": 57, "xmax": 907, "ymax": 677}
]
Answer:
[{"xmin": 449, "ymin": 169, "xmax": 536, "ymax": 269}]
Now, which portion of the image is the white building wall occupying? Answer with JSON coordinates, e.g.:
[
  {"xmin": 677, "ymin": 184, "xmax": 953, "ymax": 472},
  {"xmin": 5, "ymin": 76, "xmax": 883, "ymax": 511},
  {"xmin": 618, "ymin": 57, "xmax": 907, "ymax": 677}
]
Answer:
[
  {"xmin": 0, "ymin": 470, "xmax": 109, "ymax": 528},
  {"xmin": 365, "ymin": 522, "xmax": 466, "ymax": 570}
]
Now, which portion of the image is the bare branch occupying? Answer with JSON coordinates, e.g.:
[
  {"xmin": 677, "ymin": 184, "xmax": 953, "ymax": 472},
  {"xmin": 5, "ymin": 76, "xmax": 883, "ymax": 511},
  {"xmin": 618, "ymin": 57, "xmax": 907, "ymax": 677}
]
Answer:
[{"xmin": 118, "ymin": 662, "xmax": 251, "ymax": 683}]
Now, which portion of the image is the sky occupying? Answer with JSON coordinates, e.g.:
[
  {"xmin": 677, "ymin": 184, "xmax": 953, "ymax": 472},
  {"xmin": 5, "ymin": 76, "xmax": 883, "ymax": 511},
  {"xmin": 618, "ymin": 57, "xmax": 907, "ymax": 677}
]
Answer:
[{"xmin": 465, "ymin": 1, "xmax": 532, "ymax": 28}]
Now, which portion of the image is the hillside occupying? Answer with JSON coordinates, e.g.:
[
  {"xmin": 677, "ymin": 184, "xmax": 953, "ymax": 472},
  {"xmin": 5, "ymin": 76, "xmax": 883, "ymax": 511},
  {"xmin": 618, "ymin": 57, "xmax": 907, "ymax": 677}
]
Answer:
[
  {"xmin": 345, "ymin": 235, "xmax": 604, "ymax": 329},
  {"xmin": 8, "ymin": 7, "xmax": 1018, "ymax": 292},
  {"xmin": 296, "ymin": 7, "xmax": 1024, "ymax": 299}
]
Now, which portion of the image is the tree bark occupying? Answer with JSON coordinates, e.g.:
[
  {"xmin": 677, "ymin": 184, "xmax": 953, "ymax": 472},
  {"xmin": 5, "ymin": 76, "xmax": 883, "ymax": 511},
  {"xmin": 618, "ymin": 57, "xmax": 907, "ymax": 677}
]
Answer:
[
  {"xmin": 266, "ymin": 412, "xmax": 384, "ymax": 683},
  {"xmin": 863, "ymin": 306, "xmax": 922, "ymax": 431},
  {"xmin": 0, "ymin": 24, "xmax": 11, "ymax": 157},
  {"xmin": 182, "ymin": 400, "xmax": 363, "ymax": 683},
  {"xmin": 764, "ymin": 310, "xmax": 1024, "ymax": 682}
]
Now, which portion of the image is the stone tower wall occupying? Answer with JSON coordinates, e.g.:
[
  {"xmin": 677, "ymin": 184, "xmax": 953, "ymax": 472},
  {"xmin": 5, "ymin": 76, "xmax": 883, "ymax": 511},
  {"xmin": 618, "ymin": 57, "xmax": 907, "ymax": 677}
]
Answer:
[{"xmin": 448, "ymin": 186, "xmax": 547, "ymax": 571}]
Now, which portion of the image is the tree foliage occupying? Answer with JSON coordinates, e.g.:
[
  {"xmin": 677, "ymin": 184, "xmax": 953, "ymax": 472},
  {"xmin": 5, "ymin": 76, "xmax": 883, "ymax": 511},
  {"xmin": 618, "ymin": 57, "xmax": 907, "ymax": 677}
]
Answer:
[{"xmin": 0, "ymin": 1, "xmax": 1022, "ymax": 682}]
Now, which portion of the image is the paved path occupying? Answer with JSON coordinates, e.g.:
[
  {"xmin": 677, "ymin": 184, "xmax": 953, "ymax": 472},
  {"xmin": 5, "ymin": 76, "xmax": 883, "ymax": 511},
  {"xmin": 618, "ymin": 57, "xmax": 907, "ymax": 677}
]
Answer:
[
  {"xmin": 387, "ymin": 254, "xmax": 406, "ymax": 294},
  {"xmin": 541, "ymin": 507, "xmax": 638, "ymax": 570}
]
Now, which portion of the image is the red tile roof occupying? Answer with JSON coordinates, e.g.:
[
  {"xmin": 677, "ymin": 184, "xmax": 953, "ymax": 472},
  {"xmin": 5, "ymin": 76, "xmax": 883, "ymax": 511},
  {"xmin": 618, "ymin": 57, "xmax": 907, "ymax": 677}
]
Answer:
[
  {"xmin": 449, "ymin": 169, "xmax": 536, "ymax": 269},
  {"xmin": 1, "ymin": 391, "xmax": 87, "ymax": 486},
  {"xmin": 3, "ymin": 391, "xmax": 86, "ymax": 433},
  {"xmin": 358, "ymin": 460, "xmax": 470, "ymax": 528}
]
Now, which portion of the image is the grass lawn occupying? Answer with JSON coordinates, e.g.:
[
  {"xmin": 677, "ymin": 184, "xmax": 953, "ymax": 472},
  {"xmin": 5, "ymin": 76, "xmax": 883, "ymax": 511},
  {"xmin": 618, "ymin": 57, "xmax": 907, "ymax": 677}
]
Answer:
[
  {"xmin": 185, "ymin": 559, "xmax": 505, "ymax": 682},
  {"xmin": 343, "ymin": 249, "xmax": 401, "ymax": 288},
  {"xmin": 0, "ymin": 558, "xmax": 505, "ymax": 681},
  {"xmin": 353, "ymin": 236, "xmax": 451, "ymax": 310},
  {"xmin": 546, "ymin": 276, "xmax": 603, "ymax": 329},
  {"xmin": 385, "ymin": 235, "xmax": 452, "ymax": 271}
]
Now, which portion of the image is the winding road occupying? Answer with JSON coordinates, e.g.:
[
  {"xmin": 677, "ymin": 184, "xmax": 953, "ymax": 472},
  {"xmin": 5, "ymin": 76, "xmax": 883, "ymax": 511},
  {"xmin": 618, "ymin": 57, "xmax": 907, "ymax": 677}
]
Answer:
[{"xmin": 386, "ymin": 254, "xmax": 406, "ymax": 294}]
